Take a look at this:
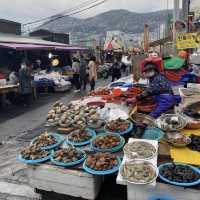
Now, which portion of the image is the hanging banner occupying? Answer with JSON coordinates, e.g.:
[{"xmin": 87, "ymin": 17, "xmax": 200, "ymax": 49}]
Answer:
[
  {"xmin": 104, "ymin": 31, "xmax": 125, "ymax": 51},
  {"xmin": 176, "ymin": 32, "xmax": 199, "ymax": 49},
  {"xmin": 191, "ymin": 0, "xmax": 200, "ymax": 19}
]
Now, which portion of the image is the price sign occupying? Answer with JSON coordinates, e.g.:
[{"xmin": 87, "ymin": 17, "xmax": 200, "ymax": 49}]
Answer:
[{"xmin": 176, "ymin": 33, "xmax": 199, "ymax": 49}]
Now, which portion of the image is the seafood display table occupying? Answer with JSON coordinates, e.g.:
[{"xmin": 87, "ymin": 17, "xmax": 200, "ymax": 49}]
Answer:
[
  {"xmin": 117, "ymin": 141, "xmax": 200, "ymax": 200},
  {"xmin": 27, "ymin": 164, "xmax": 103, "ymax": 200},
  {"xmin": 116, "ymin": 139, "xmax": 158, "ymax": 195}
]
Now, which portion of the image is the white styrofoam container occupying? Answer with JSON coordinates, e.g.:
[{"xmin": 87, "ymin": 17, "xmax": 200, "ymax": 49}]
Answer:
[
  {"xmin": 27, "ymin": 165, "xmax": 102, "ymax": 200},
  {"xmin": 116, "ymin": 138, "xmax": 158, "ymax": 188},
  {"xmin": 127, "ymin": 182, "xmax": 200, "ymax": 200},
  {"xmin": 117, "ymin": 139, "xmax": 200, "ymax": 200}
]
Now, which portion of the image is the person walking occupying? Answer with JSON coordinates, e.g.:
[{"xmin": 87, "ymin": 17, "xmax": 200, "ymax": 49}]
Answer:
[
  {"xmin": 79, "ymin": 54, "xmax": 88, "ymax": 91},
  {"xmin": 111, "ymin": 58, "xmax": 121, "ymax": 82},
  {"xmin": 72, "ymin": 57, "xmax": 81, "ymax": 92},
  {"xmin": 18, "ymin": 61, "xmax": 32, "ymax": 106},
  {"xmin": 88, "ymin": 56, "xmax": 97, "ymax": 91}
]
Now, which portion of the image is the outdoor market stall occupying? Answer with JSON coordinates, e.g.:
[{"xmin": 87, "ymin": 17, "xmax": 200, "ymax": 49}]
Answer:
[
  {"xmin": 16, "ymin": 73, "xmax": 200, "ymax": 200},
  {"xmin": 33, "ymin": 71, "xmax": 72, "ymax": 93},
  {"xmin": 0, "ymin": 34, "xmax": 87, "ymax": 96}
]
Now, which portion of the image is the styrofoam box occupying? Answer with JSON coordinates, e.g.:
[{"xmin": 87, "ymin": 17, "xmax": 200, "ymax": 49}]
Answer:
[
  {"xmin": 116, "ymin": 139, "xmax": 200, "ymax": 200},
  {"xmin": 127, "ymin": 182, "xmax": 200, "ymax": 200},
  {"xmin": 27, "ymin": 165, "xmax": 102, "ymax": 200},
  {"xmin": 116, "ymin": 138, "xmax": 158, "ymax": 188}
]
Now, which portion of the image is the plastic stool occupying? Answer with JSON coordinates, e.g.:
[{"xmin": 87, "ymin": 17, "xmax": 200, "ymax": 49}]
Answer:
[{"xmin": 148, "ymin": 196, "xmax": 175, "ymax": 200}]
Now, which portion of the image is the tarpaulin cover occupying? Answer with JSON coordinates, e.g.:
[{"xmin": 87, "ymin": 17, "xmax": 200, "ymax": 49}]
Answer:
[{"xmin": 164, "ymin": 56, "xmax": 185, "ymax": 70}]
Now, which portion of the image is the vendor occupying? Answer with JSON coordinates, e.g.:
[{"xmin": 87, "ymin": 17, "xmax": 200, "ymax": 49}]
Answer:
[{"xmin": 136, "ymin": 63, "xmax": 179, "ymax": 118}]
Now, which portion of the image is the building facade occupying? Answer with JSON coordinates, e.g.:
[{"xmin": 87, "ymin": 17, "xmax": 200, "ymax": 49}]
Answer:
[{"xmin": 0, "ymin": 19, "xmax": 21, "ymax": 35}]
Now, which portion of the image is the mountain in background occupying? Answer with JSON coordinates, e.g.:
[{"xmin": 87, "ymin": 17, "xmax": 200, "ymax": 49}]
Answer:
[{"xmin": 39, "ymin": 9, "xmax": 172, "ymax": 34}]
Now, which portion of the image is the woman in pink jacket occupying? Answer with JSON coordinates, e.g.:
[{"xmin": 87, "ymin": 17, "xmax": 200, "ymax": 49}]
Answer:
[{"xmin": 88, "ymin": 56, "xmax": 97, "ymax": 91}]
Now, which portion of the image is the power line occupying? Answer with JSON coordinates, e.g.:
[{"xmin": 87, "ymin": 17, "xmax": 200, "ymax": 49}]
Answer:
[
  {"xmin": 23, "ymin": 0, "xmax": 108, "ymax": 34},
  {"xmin": 42, "ymin": 0, "xmax": 108, "ymax": 26},
  {"xmin": 23, "ymin": 0, "xmax": 106, "ymax": 27}
]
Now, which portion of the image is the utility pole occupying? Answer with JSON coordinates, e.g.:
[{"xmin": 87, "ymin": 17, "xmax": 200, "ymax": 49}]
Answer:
[
  {"xmin": 182, "ymin": 0, "xmax": 190, "ymax": 21},
  {"xmin": 173, "ymin": 0, "xmax": 180, "ymax": 54},
  {"xmin": 144, "ymin": 24, "xmax": 149, "ymax": 52},
  {"xmin": 173, "ymin": 0, "xmax": 180, "ymax": 21}
]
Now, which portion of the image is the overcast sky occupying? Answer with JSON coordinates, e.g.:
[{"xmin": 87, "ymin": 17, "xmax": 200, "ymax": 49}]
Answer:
[{"xmin": 0, "ymin": 0, "xmax": 174, "ymax": 23}]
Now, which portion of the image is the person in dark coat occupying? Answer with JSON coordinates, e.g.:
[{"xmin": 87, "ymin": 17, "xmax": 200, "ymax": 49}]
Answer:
[
  {"xmin": 72, "ymin": 57, "xmax": 81, "ymax": 92},
  {"xmin": 79, "ymin": 54, "xmax": 88, "ymax": 91},
  {"xmin": 111, "ymin": 58, "xmax": 121, "ymax": 82},
  {"xmin": 136, "ymin": 63, "xmax": 179, "ymax": 118},
  {"xmin": 18, "ymin": 62, "xmax": 32, "ymax": 106}
]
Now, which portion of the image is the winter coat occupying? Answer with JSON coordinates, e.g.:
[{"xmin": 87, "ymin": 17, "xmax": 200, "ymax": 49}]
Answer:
[
  {"xmin": 79, "ymin": 59, "xmax": 87, "ymax": 79},
  {"xmin": 111, "ymin": 62, "xmax": 121, "ymax": 76},
  {"xmin": 88, "ymin": 61, "xmax": 97, "ymax": 81},
  {"xmin": 18, "ymin": 67, "xmax": 32, "ymax": 95},
  {"xmin": 137, "ymin": 73, "xmax": 173, "ymax": 100}
]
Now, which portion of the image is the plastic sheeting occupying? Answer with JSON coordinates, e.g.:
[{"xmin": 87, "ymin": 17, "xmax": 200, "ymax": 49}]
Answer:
[{"xmin": 164, "ymin": 56, "xmax": 185, "ymax": 70}]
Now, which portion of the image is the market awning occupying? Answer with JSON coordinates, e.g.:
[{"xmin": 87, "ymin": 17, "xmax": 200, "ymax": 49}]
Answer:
[
  {"xmin": 0, "ymin": 42, "xmax": 52, "ymax": 50},
  {"xmin": 149, "ymin": 36, "xmax": 172, "ymax": 47},
  {"xmin": 0, "ymin": 33, "xmax": 88, "ymax": 51},
  {"xmin": 0, "ymin": 42, "xmax": 88, "ymax": 51}
]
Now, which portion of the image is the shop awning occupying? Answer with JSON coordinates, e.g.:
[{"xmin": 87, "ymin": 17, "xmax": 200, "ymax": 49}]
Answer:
[
  {"xmin": 0, "ymin": 42, "xmax": 87, "ymax": 51},
  {"xmin": 0, "ymin": 42, "xmax": 52, "ymax": 50},
  {"xmin": 149, "ymin": 36, "xmax": 172, "ymax": 47}
]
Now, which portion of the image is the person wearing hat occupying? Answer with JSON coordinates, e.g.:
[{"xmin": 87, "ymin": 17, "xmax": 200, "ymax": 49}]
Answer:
[{"xmin": 136, "ymin": 62, "xmax": 178, "ymax": 118}]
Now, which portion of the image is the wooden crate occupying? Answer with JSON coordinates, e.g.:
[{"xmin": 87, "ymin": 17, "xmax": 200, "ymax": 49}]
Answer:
[{"xmin": 27, "ymin": 165, "xmax": 102, "ymax": 200}]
